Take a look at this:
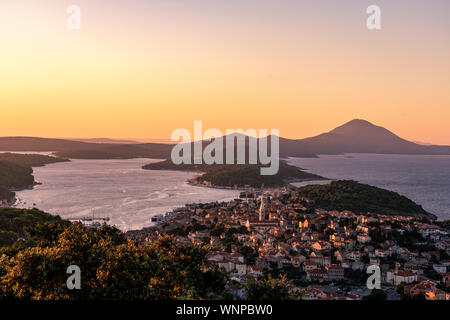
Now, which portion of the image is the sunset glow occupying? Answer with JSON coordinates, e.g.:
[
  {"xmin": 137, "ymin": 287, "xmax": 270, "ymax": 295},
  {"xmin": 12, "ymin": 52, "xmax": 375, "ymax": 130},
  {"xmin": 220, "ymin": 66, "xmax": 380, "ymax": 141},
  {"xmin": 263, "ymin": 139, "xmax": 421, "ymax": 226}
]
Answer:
[{"xmin": 1, "ymin": 0, "xmax": 449, "ymax": 144}]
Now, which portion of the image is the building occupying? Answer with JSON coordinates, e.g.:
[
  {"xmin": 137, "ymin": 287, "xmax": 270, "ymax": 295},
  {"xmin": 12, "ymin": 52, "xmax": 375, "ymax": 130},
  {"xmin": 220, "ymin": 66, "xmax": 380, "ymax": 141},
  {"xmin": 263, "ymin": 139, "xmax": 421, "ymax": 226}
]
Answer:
[
  {"xmin": 326, "ymin": 265, "xmax": 345, "ymax": 281},
  {"xmin": 303, "ymin": 260, "xmax": 318, "ymax": 272},
  {"xmin": 357, "ymin": 233, "xmax": 372, "ymax": 243},
  {"xmin": 259, "ymin": 195, "xmax": 265, "ymax": 221},
  {"xmin": 387, "ymin": 270, "xmax": 417, "ymax": 285},
  {"xmin": 432, "ymin": 264, "xmax": 447, "ymax": 274},
  {"xmin": 405, "ymin": 280, "xmax": 447, "ymax": 300},
  {"xmin": 306, "ymin": 268, "xmax": 328, "ymax": 282}
]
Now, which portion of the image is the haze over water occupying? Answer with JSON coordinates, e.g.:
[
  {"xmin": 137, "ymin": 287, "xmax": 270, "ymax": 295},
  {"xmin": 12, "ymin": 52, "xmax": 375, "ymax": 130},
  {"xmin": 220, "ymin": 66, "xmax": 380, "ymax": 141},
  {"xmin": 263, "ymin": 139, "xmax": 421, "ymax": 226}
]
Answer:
[
  {"xmin": 14, "ymin": 159, "xmax": 240, "ymax": 231},
  {"xmin": 288, "ymin": 154, "xmax": 450, "ymax": 220}
]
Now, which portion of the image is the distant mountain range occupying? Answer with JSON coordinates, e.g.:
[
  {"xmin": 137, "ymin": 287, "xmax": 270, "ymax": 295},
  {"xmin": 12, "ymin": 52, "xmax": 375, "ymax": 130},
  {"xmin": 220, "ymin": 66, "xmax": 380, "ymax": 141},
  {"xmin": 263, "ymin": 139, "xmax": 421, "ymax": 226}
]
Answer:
[
  {"xmin": 1, "ymin": 119, "xmax": 449, "ymax": 159},
  {"xmin": 68, "ymin": 138, "xmax": 141, "ymax": 144}
]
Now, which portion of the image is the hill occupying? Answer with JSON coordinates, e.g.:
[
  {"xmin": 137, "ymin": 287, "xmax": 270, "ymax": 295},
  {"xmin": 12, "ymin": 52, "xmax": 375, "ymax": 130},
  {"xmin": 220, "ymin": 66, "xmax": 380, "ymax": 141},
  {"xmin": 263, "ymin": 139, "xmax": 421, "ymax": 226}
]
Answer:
[
  {"xmin": 0, "ymin": 161, "xmax": 35, "ymax": 204},
  {"xmin": 296, "ymin": 180, "xmax": 436, "ymax": 219},
  {"xmin": 0, "ymin": 161, "xmax": 34, "ymax": 191},
  {"xmin": 0, "ymin": 137, "xmax": 95, "ymax": 152},
  {"xmin": 69, "ymin": 138, "xmax": 140, "ymax": 144},
  {"xmin": 0, "ymin": 153, "xmax": 69, "ymax": 204},
  {"xmin": 54, "ymin": 143, "xmax": 172, "ymax": 159},
  {"xmin": 282, "ymin": 119, "xmax": 450, "ymax": 156},
  {"xmin": 0, "ymin": 153, "xmax": 69, "ymax": 167},
  {"xmin": 0, "ymin": 137, "xmax": 173, "ymax": 159}
]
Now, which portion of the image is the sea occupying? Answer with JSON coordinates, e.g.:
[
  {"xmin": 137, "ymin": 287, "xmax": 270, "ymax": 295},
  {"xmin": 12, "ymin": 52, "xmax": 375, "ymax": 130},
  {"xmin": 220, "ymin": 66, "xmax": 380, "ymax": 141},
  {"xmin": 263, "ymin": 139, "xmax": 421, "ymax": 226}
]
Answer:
[
  {"xmin": 13, "ymin": 158, "xmax": 240, "ymax": 231},
  {"xmin": 11, "ymin": 154, "xmax": 450, "ymax": 231},
  {"xmin": 287, "ymin": 154, "xmax": 450, "ymax": 220}
]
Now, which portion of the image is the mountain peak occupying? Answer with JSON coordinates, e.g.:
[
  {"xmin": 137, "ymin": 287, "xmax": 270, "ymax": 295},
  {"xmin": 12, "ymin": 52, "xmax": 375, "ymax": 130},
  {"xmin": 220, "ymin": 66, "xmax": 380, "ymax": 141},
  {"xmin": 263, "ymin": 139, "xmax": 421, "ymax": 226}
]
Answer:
[
  {"xmin": 329, "ymin": 119, "xmax": 391, "ymax": 137},
  {"xmin": 344, "ymin": 119, "xmax": 374, "ymax": 126}
]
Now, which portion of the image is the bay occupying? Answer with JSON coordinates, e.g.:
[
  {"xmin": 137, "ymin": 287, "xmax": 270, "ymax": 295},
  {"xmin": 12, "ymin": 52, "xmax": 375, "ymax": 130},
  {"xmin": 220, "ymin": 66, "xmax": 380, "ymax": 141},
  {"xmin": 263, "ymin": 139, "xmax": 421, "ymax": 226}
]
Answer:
[{"xmin": 14, "ymin": 159, "xmax": 240, "ymax": 231}]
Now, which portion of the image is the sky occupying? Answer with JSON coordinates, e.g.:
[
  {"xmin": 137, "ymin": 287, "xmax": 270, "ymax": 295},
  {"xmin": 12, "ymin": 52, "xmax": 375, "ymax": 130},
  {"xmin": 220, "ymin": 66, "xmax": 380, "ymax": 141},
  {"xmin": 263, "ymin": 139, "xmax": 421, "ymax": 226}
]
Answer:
[{"xmin": 0, "ymin": 0, "xmax": 449, "ymax": 144}]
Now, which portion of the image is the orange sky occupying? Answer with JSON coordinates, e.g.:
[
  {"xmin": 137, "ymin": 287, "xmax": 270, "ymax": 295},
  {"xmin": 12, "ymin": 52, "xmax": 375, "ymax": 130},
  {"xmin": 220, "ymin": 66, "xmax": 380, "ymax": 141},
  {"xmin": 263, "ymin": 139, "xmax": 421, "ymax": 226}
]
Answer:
[{"xmin": 1, "ymin": 0, "xmax": 449, "ymax": 144}]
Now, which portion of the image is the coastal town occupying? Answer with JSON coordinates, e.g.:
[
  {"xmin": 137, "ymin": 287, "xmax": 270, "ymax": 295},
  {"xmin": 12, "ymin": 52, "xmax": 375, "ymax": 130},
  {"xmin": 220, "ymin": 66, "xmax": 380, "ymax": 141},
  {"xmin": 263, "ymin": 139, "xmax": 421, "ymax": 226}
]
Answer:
[{"xmin": 127, "ymin": 185, "xmax": 450, "ymax": 300}]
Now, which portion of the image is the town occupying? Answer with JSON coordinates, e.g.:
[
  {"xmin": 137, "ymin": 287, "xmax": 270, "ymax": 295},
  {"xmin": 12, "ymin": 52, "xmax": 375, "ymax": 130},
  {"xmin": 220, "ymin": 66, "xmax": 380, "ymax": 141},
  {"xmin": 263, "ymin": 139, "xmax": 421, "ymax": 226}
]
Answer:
[{"xmin": 127, "ymin": 185, "xmax": 450, "ymax": 300}]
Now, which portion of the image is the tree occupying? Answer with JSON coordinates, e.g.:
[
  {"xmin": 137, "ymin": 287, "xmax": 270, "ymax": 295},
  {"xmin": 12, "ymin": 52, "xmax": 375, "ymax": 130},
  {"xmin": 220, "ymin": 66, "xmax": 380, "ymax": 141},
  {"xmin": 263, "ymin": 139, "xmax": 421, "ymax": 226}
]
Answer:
[
  {"xmin": 0, "ymin": 223, "xmax": 228, "ymax": 300},
  {"xmin": 0, "ymin": 231, "xmax": 17, "ymax": 247},
  {"xmin": 237, "ymin": 245, "xmax": 257, "ymax": 265},
  {"xmin": 244, "ymin": 275, "xmax": 290, "ymax": 300},
  {"xmin": 363, "ymin": 289, "xmax": 387, "ymax": 300}
]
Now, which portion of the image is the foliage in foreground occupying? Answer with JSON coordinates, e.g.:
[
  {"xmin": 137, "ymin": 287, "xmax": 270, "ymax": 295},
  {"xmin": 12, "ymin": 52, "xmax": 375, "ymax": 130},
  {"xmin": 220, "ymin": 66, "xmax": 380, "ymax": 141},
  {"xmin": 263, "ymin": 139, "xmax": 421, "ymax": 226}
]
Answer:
[
  {"xmin": 0, "ymin": 208, "xmax": 69, "ymax": 247},
  {"xmin": 0, "ymin": 222, "xmax": 228, "ymax": 300},
  {"xmin": 244, "ymin": 275, "xmax": 291, "ymax": 300}
]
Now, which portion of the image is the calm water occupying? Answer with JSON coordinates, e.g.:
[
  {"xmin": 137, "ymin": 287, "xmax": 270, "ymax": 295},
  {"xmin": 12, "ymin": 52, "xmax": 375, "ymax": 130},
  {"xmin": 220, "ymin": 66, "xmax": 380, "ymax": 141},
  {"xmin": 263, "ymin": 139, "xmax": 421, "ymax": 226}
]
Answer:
[
  {"xmin": 14, "ymin": 159, "xmax": 239, "ymax": 231},
  {"xmin": 11, "ymin": 155, "xmax": 450, "ymax": 229},
  {"xmin": 288, "ymin": 154, "xmax": 450, "ymax": 220}
]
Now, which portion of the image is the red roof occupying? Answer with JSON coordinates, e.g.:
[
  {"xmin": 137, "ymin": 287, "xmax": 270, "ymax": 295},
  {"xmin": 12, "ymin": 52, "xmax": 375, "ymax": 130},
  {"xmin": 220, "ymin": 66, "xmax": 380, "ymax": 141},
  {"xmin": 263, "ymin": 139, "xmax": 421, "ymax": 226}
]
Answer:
[{"xmin": 396, "ymin": 270, "xmax": 415, "ymax": 277}]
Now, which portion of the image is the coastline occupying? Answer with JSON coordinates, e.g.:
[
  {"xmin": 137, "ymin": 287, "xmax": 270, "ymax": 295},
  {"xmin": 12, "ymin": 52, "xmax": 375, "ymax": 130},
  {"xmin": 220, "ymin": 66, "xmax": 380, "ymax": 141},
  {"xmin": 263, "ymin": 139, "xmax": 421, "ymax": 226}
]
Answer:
[
  {"xmin": 8, "ymin": 156, "xmax": 444, "ymax": 233},
  {"xmin": 1, "ymin": 181, "xmax": 42, "ymax": 208}
]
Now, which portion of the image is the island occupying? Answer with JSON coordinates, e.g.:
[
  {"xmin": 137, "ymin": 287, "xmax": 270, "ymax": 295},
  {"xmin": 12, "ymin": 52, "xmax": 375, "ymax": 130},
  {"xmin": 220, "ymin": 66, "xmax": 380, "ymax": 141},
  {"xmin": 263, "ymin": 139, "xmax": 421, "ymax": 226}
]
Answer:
[{"xmin": 142, "ymin": 159, "xmax": 325, "ymax": 188}]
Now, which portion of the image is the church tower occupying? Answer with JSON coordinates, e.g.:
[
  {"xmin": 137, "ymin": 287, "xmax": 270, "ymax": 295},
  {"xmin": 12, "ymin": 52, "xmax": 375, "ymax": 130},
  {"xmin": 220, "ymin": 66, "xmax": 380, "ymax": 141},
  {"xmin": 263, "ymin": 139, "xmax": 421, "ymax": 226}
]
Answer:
[{"xmin": 259, "ymin": 195, "xmax": 265, "ymax": 221}]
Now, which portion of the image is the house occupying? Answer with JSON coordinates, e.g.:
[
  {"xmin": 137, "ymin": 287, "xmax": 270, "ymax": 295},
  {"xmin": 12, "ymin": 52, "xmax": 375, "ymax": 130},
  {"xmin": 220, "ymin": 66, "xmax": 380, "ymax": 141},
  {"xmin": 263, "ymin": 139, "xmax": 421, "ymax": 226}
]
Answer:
[
  {"xmin": 234, "ymin": 262, "xmax": 248, "ymax": 276},
  {"xmin": 330, "ymin": 234, "xmax": 344, "ymax": 242},
  {"xmin": 303, "ymin": 260, "xmax": 318, "ymax": 272},
  {"xmin": 404, "ymin": 280, "xmax": 446, "ymax": 300},
  {"xmin": 311, "ymin": 241, "xmax": 332, "ymax": 251},
  {"xmin": 334, "ymin": 251, "xmax": 344, "ymax": 262},
  {"xmin": 425, "ymin": 289, "xmax": 447, "ymax": 300},
  {"xmin": 306, "ymin": 268, "xmax": 328, "ymax": 282},
  {"xmin": 433, "ymin": 264, "xmax": 447, "ymax": 274},
  {"xmin": 218, "ymin": 260, "xmax": 235, "ymax": 273},
  {"xmin": 375, "ymin": 249, "xmax": 389, "ymax": 258},
  {"xmin": 248, "ymin": 265, "xmax": 264, "ymax": 277},
  {"xmin": 230, "ymin": 284, "xmax": 245, "ymax": 299},
  {"xmin": 207, "ymin": 251, "xmax": 247, "ymax": 274},
  {"xmin": 301, "ymin": 287, "xmax": 327, "ymax": 300},
  {"xmin": 356, "ymin": 225, "xmax": 369, "ymax": 234},
  {"xmin": 387, "ymin": 270, "xmax": 417, "ymax": 285},
  {"xmin": 309, "ymin": 255, "xmax": 331, "ymax": 267},
  {"xmin": 188, "ymin": 230, "xmax": 209, "ymax": 241},
  {"xmin": 357, "ymin": 233, "xmax": 372, "ymax": 243},
  {"xmin": 396, "ymin": 270, "xmax": 417, "ymax": 285},
  {"xmin": 326, "ymin": 265, "xmax": 345, "ymax": 281}
]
